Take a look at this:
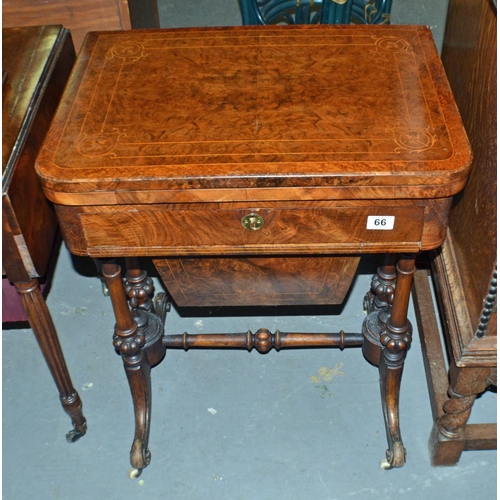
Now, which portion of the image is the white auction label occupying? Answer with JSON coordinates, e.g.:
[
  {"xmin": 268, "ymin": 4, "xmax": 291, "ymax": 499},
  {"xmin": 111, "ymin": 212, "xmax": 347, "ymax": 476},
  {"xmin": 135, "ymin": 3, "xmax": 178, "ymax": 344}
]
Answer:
[{"xmin": 366, "ymin": 216, "xmax": 395, "ymax": 230}]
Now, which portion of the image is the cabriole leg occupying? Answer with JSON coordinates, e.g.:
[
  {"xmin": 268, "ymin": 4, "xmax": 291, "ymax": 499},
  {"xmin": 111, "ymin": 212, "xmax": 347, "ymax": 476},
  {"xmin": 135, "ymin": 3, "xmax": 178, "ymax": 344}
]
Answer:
[
  {"xmin": 15, "ymin": 279, "xmax": 87, "ymax": 442},
  {"xmin": 102, "ymin": 259, "xmax": 167, "ymax": 478},
  {"xmin": 362, "ymin": 253, "xmax": 416, "ymax": 469},
  {"xmin": 379, "ymin": 254, "xmax": 416, "ymax": 469},
  {"xmin": 102, "ymin": 261, "xmax": 151, "ymax": 478}
]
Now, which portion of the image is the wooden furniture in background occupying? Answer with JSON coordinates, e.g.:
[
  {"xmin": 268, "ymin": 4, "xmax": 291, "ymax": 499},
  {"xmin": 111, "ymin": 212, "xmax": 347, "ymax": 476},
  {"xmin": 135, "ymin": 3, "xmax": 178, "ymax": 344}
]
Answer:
[
  {"xmin": 2, "ymin": 25, "xmax": 87, "ymax": 442},
  {"xmin": 2, "ymin": 0, "xmax": 159, "ymax": 52},
  {"xmin": 36, "ymin": 25, "xmax": 471, "ymax": 477},
  {"xmin": 413, "ymin": 0, "xmax": 497, "ymax": 466}
]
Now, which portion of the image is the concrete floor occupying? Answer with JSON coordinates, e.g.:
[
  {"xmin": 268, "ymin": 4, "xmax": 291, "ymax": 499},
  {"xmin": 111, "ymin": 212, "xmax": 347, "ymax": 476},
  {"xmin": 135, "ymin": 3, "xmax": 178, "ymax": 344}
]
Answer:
[{"xmin": 3, "ymin": 1, "xmax": 497, "ymax": 499}]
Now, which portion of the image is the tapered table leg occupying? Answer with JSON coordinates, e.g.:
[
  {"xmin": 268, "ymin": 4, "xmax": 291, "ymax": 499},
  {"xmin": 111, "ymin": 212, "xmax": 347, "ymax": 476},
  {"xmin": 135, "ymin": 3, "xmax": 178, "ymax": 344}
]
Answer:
[
  {"xmin": 15, "ymin": 279, "xmax": 87, "ymax": 442},
  {"xmin": 363, "ymin": 253, "xmax": 416, "ymax": 469}
]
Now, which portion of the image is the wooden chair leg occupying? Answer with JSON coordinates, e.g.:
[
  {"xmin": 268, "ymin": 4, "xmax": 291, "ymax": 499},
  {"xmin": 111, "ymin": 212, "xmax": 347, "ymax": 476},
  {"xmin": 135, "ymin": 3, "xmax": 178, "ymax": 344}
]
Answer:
[{"xmin": 15, "ymin": 279, "xmax": 87, "ymax": 442}]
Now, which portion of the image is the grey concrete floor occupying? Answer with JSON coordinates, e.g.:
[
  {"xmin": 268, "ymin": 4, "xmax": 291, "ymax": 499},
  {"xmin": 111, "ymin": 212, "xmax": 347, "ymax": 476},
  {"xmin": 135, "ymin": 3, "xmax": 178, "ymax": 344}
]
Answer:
[
  {"xmin": 3, "ymin": 1, "xmax": 497, "ymax": 498},
  {"xmin": 3, "ymin": 246, "xmax": 497, "ymax": 499}
]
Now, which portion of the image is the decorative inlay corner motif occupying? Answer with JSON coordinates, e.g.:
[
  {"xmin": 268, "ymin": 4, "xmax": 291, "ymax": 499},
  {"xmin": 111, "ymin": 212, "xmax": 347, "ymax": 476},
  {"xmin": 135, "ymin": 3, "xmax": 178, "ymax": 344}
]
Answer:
[
  {"xmin": 393, "ymin": 128, "xmax": 437, "ymax": 153},
  {"xmin": 372, "ymin": 36, "xmax": 411, "ymax": 53},
  {"xmin": 78, "ymin": 132, "xmax": 120, "ymax": 158},
  {"xmin": 110, "ymin": 41, "xmax": 146, "ymax": 62}
]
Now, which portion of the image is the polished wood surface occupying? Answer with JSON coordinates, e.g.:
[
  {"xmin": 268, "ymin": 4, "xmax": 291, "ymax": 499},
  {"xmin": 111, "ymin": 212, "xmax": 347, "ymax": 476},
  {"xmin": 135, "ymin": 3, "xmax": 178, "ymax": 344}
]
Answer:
[
  {"xmin": 54, "ymin": 197, "xmax": 452, "ymax": 257},
  {"xmin": 413, "ymin": 0, "xmax": 497, "ymax": 466},
  {"xmin": 2, "ymin": 25, "xmax": 86, "ymax": 441},
  {"xmin": 443, "ymin": 0, "xmax": 497, "ymax": 339},
  {"xmin": 3, "ymin": 25, "xmax": 73, "ymax": 281},
  {"xmin": 35, "ymin": 25, "xmax": 471, "ymax": 477},
  {"xmin": 2, "ymin": 0, "xmax": 132, "ymax": 51},
  {"xmin": 155, "ymin": 254, "xmax": 360, "ymax": 306},
  {"xmin": 37, "ymin": 25, "xmax": 471, "ymax": 206}
]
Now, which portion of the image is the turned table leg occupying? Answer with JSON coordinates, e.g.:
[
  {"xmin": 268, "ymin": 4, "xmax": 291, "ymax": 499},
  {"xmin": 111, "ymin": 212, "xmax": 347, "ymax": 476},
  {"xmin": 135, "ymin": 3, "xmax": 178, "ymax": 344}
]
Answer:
[
  {"xmin": 102, "ymin": 260, "xmax": 167, "ymax": 479},
  {"xmin": 429, "ymin": 364, "xmax": 494, "ymax": 466},
  {"xmin": 363, "ymin": 253, "xmax": 416, "ymax": 469},
  {"xmin": 14, "ymin": 279, "xmax": 87, "ymax": 442},
  {"xmin": 363, "ymin": 253, "xmax": 397, "ymax": 314}
]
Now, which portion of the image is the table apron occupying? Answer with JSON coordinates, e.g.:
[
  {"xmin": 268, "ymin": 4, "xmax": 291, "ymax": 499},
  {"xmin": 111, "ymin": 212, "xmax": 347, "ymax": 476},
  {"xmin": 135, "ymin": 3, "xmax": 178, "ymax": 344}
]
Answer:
[{"xmin": 55, "ymin": 198, "xmax": 452, "ymax": 257}]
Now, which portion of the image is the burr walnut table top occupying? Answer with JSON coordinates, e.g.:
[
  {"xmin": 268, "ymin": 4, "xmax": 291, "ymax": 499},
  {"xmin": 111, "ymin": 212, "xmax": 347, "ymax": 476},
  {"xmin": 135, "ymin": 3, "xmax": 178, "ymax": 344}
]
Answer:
[{"xmin": 36, "ymin": 25, "xmax": 471, "ymax": 206}]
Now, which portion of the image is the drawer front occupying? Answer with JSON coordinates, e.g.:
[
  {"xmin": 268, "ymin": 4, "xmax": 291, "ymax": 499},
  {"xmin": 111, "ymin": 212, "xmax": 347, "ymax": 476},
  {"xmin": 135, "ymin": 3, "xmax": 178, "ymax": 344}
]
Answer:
[{"xmin": 77, "ymin": 205, "xmax": 425, "ymax": 256}]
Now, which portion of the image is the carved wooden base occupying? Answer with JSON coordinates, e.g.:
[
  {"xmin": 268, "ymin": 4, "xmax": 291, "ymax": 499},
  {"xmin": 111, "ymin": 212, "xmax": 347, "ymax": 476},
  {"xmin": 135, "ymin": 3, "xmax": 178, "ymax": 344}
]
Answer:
[
  {"xmin": 15, "ymin": 279, "xmax": 87, "ymax": 442},
  {"xmin": 102, "ymin": 253, "xmax": 417, "ymax": 477}
]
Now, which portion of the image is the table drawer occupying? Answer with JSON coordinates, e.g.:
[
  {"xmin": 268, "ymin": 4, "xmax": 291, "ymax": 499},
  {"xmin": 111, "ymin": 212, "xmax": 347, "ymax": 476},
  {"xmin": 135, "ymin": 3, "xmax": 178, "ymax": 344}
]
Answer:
[{"xmin": 63, "ymin": 202, "xmax": 430, "ymax": 256}]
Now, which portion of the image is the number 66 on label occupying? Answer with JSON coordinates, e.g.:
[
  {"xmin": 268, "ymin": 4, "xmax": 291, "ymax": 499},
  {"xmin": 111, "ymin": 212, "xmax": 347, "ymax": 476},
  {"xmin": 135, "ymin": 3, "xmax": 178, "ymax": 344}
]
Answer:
[{"xmin": 366, "ymin": 216, "xmax": 395, "ymax": 230}]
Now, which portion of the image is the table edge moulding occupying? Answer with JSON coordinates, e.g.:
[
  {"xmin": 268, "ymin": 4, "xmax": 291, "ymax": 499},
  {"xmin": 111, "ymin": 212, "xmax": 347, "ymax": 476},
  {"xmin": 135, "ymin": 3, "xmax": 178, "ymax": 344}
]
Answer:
[{"xmin": 35, "ymin": 24, "xmax": 472, "ymax": 478}]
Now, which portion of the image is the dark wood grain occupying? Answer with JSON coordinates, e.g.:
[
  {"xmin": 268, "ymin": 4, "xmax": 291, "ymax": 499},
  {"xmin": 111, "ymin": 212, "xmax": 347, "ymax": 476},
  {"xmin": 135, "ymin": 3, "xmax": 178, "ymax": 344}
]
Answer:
[
  {"xmin": 2, "ymin": 26, "xmax": 87, "ymax": 442},
  {"xmin": 162, "ymin": 329, "xmax": 364, "ymax": 352},
  {"xmin": 34, "ymin": 25, "xmax": 472, "ymax": 476},
  {"xmin": 54, "ymin": 197, "xmax": 452, "ymax": 257},
  {"xmin": 2, "ymin": 0, "xmax": 132, "ymax": 51},
  {"xmin": 413, "ymin": 0, "xmax": 497, "ymax": 466},
  {"xmin": 3, "ymin": 26, "xmax": 75, "ymax": 280},
  {"xmin": 442, "ymin": 0, "xmax": 497, "ymax": 336},
  {"xmin": 36, "ymin": 25, "xmax": 471, "ymax": 205},
  {"xmin": 412, "ymin": 269, "xmax": 449, "ymax": 421},
  {"xmin": 154, "ymin": 255, "xmax": 360, "ymax": 306}
]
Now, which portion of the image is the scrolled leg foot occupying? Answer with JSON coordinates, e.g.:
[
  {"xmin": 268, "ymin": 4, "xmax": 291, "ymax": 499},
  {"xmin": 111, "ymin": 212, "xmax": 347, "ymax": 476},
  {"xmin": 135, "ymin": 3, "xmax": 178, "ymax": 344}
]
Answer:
[
  {"xmin": 380, "ymin": 442, "xmax": 406, "ymax": 469},
  {"xmin": 66, "ymin": 423, "xmax": 88, "ymax": 443},
  {"xmin": 103, "ymin": 261, "xmax": 165, "ymax": 477},
  {"xmin": 128, "ymin": 467, "xmax": 143, "ymax": 480},
  {"xmin": 131, "ymin": 438, "xmax": 152, "ymax": 471},
  {"xmin": 378, "ymin": 255, "xmax": 415, "ymax": 470}
]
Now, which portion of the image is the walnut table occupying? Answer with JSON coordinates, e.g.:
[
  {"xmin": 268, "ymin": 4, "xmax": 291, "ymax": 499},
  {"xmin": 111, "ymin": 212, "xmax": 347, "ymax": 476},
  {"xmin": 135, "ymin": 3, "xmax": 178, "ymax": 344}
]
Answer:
[{"xmin": 36, "ymin": 25, "xmax": 471, "ymax": 477}]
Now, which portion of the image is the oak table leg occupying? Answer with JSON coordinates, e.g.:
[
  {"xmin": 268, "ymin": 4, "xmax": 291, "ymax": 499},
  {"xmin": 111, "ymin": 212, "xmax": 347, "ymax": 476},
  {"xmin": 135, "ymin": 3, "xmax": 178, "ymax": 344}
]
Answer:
[
  {"xmin": 102, "ymin": 260, "xmax": 167, "ymax": 479},
  {"xmin": 363, "ymin": 253, "xmax": 416, "ymax": 469},
  {"xmin": 429, "ymin": 364, "xmax": 494, "ymax": 465},
  {"xmin": 14, "ymin": 279, "xmax": 87, "ymax": 442}
]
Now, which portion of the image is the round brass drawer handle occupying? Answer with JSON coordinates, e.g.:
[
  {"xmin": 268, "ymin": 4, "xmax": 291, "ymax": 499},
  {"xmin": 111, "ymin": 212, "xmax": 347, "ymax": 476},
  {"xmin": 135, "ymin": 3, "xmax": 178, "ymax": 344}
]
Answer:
[{"xmin": 241, "ymin": 213, "xmax": 264, "ymax": 231}]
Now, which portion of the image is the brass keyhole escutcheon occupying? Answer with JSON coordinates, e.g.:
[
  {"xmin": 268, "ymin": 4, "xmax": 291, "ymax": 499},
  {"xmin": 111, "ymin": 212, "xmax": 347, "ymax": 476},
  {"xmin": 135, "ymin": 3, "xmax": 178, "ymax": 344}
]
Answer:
[{"xmin": 241, "ymin": 213, "xmax": 264, "ymax": 231}]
